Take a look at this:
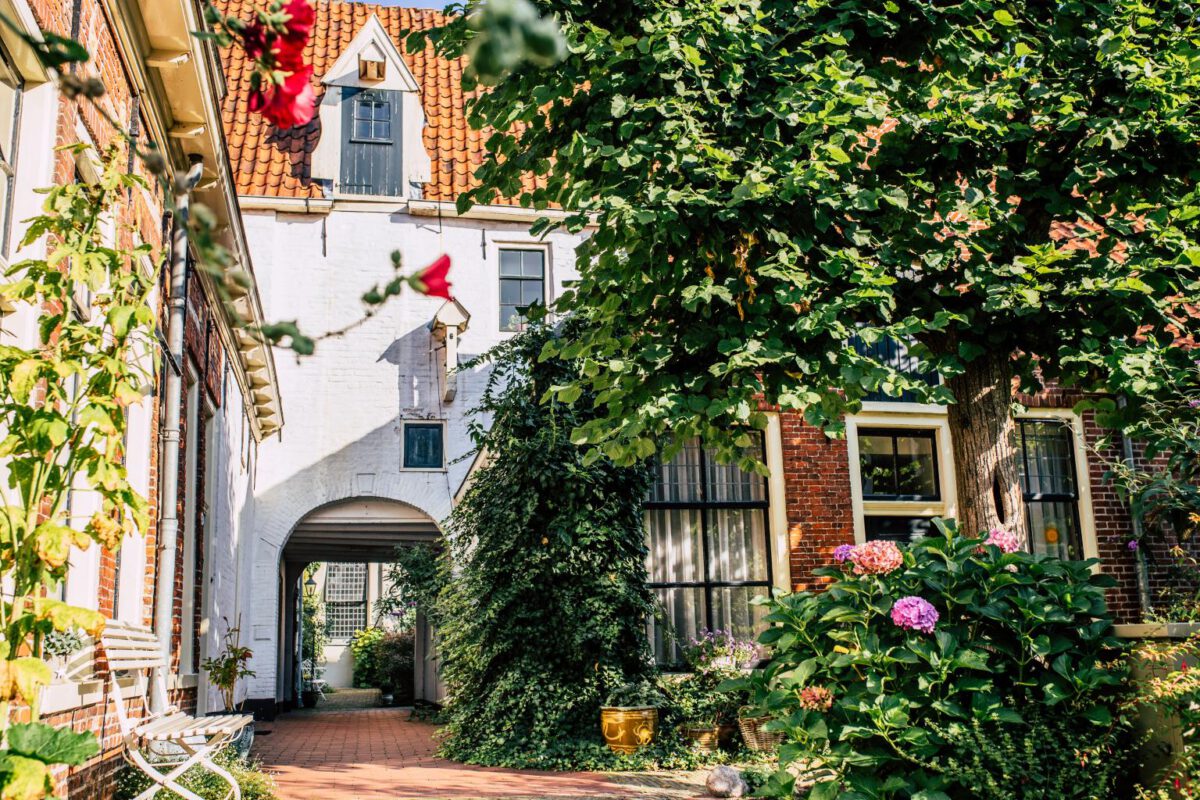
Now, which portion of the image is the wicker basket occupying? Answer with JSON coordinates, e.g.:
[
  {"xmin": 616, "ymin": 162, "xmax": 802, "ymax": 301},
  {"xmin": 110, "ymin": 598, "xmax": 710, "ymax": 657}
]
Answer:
[{"xmin": 738, "ymin": 714, "xmax": 784, "ymax": 752}]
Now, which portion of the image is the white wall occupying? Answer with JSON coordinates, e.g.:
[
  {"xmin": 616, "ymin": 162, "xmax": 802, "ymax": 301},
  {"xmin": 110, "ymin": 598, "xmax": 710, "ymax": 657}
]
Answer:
[{"xmin": 242, "ymin": 204, "xmax": 584, "ymax": 700}]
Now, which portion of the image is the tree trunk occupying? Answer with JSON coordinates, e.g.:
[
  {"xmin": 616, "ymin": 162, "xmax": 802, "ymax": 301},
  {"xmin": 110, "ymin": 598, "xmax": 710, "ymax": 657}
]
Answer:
[{"xmin": 943, "ymin": 352, "xmax": 1028, "ymax": 542}]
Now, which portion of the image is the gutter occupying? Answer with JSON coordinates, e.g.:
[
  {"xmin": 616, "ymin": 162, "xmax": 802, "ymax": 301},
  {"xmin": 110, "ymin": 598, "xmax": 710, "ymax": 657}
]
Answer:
[
  {"xmin": 1118, "ymin": 396, "xmax": 1153, "ymax": 618},
  {"xmin": 150, "ymin": 159, "xmax": 204, "ymax": 712}
]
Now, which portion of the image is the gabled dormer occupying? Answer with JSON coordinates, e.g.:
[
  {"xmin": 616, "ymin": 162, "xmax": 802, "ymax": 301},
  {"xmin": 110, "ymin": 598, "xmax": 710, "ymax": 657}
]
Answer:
[{"xmin": 310, "ymin": 15, "xmax": 432, "ymax": 198}]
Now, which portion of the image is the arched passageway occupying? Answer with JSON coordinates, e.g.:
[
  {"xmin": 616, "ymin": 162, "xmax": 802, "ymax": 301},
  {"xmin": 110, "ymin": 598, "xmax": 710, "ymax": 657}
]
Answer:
[{"xmin": 277, "ymin": 498, "xmax": 442, "ymax": 710}]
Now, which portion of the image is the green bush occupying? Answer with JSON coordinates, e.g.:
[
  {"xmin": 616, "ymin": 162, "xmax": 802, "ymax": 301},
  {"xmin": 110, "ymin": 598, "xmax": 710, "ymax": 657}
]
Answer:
[
  {"xmin": 933, "ymin": 709, "xmax": 1126, "ymax": 800},
  {"xmin": 114, "ymin": 747, "xmax": 276, "ymax": 800},
  {"xmin": 429, "ymin": 322, "xmax": 660, "ymax": 769},
  {"xmin": 350, "ymin": 628, "xmax": 414, "ymax": 698},
  {"xmin": 349, "ymin": 628, "xmax": 384, "ymax": 689},
  {"xmin": 749, "ymin": 522, "xmax": 1128, "ymax": 800}
]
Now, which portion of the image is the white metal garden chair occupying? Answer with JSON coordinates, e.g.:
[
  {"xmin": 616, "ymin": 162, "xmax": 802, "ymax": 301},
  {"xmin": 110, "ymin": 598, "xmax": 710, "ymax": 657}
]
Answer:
[
  {"xmin": 300, "ymin": 658, "xmax": 328, "ymax": 702},
  {"xmin": 101, "ymin": 619, "xmax": 253, "ymax": 800}
]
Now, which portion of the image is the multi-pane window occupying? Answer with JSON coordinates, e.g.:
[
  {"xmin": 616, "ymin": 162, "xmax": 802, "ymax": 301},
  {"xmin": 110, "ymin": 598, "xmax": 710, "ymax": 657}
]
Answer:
[
  {"xmin": 499, "ymin": 249, "xmax": 545, "ymax": 332},
  {"xmin": 352, "ymin": 92, "xmax": 392, "ymax": 142},
  {"xmin": 644, "ymin": 438, "xmax": 772, "ymax": 666},
  {"xmin": 324, "ymin": 563, "xmax": 368, "ymax": 640},
  {"xmin": 402, "ymin": 422, "xmax": 445, "ymax": 470},
  {"xmin": 0, "ymin": 43, "xmax": 20, "ymax": 259},
  {"xmin": 850, "ymin": 336, "xmax": 939, "ymax": 402},
  {"xmin": 858, "ymin": 429, "xmax": 939, "ymax": 500},
  {"xmin": 1018, "ymin": 418, "xmax": 1083, "ymax": 559},
  {"xmin": 856, "ymin": 427, "xmax": 941, "ymax": 543}
]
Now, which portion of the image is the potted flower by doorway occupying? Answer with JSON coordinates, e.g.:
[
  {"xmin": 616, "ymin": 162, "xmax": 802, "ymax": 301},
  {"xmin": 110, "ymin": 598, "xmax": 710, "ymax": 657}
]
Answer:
[
  {"xmin": 600, "ymin": 681, "xmax": 661, "ymax": 754},
  {"xmin": 200, "ymin": 620, "xmax": 257, "ymax": 757}
]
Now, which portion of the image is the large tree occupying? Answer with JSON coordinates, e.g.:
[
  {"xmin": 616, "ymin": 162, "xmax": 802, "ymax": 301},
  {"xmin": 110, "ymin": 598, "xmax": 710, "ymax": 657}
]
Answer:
[{"xmin": 419, "ymin": 0, "xmax": 1200, "ymax": 537}]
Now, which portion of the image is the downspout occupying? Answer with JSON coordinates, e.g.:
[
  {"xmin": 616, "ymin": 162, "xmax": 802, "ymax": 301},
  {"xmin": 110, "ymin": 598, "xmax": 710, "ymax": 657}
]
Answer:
[
  {"xmin": 1119, "ymin": 396, "xmax": 1153, "ymax": 619},
  {"xmin": 151, "ymin": 158, "xmax": 204, "ymax": 712}
]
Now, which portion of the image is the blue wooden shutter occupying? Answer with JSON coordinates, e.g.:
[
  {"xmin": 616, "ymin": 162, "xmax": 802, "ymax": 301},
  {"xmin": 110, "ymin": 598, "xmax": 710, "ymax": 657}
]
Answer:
[{"xmin": 340, "ymin": 87, "xmax": 403, "ymax": 196}]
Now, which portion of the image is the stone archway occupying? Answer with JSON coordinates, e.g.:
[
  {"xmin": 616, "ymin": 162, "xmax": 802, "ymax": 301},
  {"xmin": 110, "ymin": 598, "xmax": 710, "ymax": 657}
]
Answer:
[{"xmin": 274, "ymin": 497, "xmax": 441, "ymax": 712}]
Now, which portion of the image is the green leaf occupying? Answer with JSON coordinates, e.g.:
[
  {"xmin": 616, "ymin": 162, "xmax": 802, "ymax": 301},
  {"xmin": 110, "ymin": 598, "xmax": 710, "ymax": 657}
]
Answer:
[
  {"xmin": 7, "ymin": 723, "xmax": 99, "ymax": 767},
  {"xmin": 993, "ymin": 9, "xmax": 1017, "ymax": 26}
]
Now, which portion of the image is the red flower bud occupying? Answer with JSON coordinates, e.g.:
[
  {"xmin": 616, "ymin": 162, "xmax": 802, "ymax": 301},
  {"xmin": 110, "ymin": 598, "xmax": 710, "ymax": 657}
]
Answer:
[{"xmin": 414, "ymin": 254, "xmax": 453, "ymax": 300}]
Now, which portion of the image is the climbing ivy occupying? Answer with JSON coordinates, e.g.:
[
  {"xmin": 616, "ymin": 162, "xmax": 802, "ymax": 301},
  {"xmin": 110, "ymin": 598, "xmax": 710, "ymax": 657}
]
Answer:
[{"xmin": 430, "ymin": 322, "xmax": 658, "ymax": 768}]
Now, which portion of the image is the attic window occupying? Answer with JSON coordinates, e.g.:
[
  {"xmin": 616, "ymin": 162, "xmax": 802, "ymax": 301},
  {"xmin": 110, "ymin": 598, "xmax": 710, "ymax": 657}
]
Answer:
[{"xmin": 359, "ymin": 57, "xmax": 386, "ymax": 82}]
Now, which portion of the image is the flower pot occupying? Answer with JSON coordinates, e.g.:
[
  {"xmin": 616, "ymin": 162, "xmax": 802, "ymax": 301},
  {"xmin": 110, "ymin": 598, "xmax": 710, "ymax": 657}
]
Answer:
[
  {"xmin": 380, "ymin": 691, "xmax": 394, "ymax": 707},
  {"xmin": 679, "ymin": 722, "xmax": 720, "ymax": 753},
  {"xmin": 600, "ymin": 706, "xmax": 658, "ymax": 754},
  {"xmin": 717, "ymin": 722, "xmax": 738, "ymax": 750},
  {"xmin": 738, "ymin": 713, "xmax": 784, "ymax": 752},
  {"xmin": 301, "ymin": 689, "xmax": 320, "ymax": 708}
]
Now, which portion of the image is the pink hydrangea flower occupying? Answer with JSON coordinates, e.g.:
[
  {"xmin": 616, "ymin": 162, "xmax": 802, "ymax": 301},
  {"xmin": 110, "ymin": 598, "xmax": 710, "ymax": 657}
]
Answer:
[
  {"xmin": 798, "ymin": 686, "xmax": 834, "ymax": 711},
  {"xmin": 891, "ymin": 596, "xmax": 939, "ymax": 634},
  {"xmin": 833, "ymin": 544, "xmax": 855, "ymax": 564},
  {"xmin": 984, "ymin": 526, "xmax": 1020, "ymax": 554},
  {"xmin": 849, "ymin": 540, "xmax": 904, "ymax": 575}
]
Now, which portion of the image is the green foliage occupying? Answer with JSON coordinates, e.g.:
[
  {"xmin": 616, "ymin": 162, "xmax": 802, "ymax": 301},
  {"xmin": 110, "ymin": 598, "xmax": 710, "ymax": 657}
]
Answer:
[
  {"xmin": 350, "ymin": 628, "xmax": 414, "ymax": 696},
  {"xmin": 604, "ymin": 681, "xmax": 663, "ymax": 709},
  {"xmin": 1127, "ymin": 636, "xmax": 1200, "ymax": 798},
  {"xmin": 379, "ymin": 543, "xmax": 443, "ymax": 628},
  {"xmin": 300, "ymin": 563, "xmax": 327, "ymax": 672},
  {"xmin": 115, "ymin": 747, "xmax": 277, "ymax": 800},
  {"xmin": 420, "ymin": 0, "xmax": 1200, "ymax": 474},
  {"xmin": 200, "ymin": 622, "xmax": 255, "ymax": 712},
  {"xmin": 0, "ymin": 150, "xmax": 157, "ymax": 798},
  {"xmin": 748, "ymin": 522, "xmax": 1127, "ymax": 799},
  {"xmin": 349, "ymin": 628, "xmax": 385, "ymax": 689},
  {"xmin": 660, "ymin": 670, "xmax": 743, "ymax": 726},
  {"xmin": 430, "ymin": 321, "xmax": 658, "ymax": 769},
  {"xmin": 932, "ymin": 710, "xmax": 1127, "ymax": 800}
]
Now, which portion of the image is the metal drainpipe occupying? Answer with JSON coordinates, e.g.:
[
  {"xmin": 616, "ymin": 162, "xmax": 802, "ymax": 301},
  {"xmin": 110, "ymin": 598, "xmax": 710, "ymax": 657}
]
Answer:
[
  {"xmin": 150, "ymin": 158, "xmax": 205, "ymax": 713},
  {"xmin": 1118, "ymin": 396, "xmax": 1153, "ymax": 618}
]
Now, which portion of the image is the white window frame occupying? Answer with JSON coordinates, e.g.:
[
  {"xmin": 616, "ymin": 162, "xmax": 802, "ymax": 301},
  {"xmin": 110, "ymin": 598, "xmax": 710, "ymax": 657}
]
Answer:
[
  {"xmin": 846, "ymin": 403, "xmax": 1098, "ymax": 560},
  {"xmin": 400, "ymin": 419, "xmax": 447, "ymax": 472}
]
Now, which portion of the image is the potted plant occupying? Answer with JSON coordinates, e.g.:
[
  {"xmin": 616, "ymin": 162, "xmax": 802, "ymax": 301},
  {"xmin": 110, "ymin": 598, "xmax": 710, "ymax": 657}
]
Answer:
[
  {"xmin": 200, "ymin": 620, "xmax": 256, "ymax": 756},
  {"xmin": 663, "ymin": 672, "xmax": 739, "ymax": 753},
  {"xmin": 43, "ymin": 628, "xmax": 86, "ymax": 681},
  {"xmin": 600, "ymin": 681, "xmax": 661, "ymax": 754},
  {"xmin": 721, "ymin": 668, "xmax": 784, "ymax": 753}
]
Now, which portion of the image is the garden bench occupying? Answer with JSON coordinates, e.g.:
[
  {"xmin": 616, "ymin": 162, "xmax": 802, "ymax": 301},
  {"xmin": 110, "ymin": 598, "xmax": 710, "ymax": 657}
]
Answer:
[{"xmin": 101, "ymin": 619, "xmax": 252, "ymax": 800}]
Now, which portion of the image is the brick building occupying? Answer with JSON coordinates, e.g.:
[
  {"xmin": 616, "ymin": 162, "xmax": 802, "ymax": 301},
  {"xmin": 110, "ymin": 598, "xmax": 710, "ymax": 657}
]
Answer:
[
  {"xmin": 1, "ymin": 0, "xmax": 280, "ymax": 794},
  {"xmin": 215, "ymin": 0, "xmax": 1157, "ymax": 716}
]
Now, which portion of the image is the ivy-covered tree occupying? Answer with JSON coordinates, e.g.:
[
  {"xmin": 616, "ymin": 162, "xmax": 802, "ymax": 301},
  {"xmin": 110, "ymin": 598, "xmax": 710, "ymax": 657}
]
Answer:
[
  {"xmin": 432, "ymin": 322, "xmax": 656, "ymax": 768},
  {"xmin": 417, "ymin": 0, "xmax": 1200, "ymax": 538}
]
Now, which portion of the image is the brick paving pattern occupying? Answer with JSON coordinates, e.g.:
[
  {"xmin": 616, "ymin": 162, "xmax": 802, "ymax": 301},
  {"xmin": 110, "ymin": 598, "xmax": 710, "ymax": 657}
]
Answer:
[{"xmin": 253, "ymin": 708, "xmax": 709, "ymax": 799}]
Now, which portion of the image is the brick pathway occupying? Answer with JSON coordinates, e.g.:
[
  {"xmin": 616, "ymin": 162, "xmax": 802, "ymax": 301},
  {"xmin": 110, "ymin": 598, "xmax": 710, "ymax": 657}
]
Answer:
[{"xmin": 252, "ymin": 708, "xmax": 710, "ymax": 800}]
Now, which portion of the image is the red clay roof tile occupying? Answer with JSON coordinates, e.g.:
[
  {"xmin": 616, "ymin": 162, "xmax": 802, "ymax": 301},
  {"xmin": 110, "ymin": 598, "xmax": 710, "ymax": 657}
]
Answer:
[{"xmin": 217, "ymin": 0, "xmax": 539, "ymax": 205}]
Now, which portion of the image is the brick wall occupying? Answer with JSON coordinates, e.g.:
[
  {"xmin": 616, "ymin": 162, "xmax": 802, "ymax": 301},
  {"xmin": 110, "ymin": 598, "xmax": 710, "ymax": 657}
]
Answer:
[{"xmin": 778, "ymin": 396, "xmax": 1158, "ymax": 623}]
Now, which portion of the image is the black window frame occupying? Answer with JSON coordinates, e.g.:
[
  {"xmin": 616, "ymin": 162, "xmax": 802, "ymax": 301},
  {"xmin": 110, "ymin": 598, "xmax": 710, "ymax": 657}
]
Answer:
[
  {"xmin": 402, "ymin": 421, "xmax": 446, "ymax": 470},
  {"xmin": 644, "ymin": 436, "xmax": 773, "ymax": 666},
  {"xmin": 1017, "ymin": 417, "xmax": 1085, "ymax": 559},
  {"xmin": 350, "ymin": 91, "xmax": 393, "ymax": 144},
  {"xmin": 857, "ymin": 427, "xmax": 941, "ymax": 502},
  {"xmin": 0, "ymin": 38, "xmax": 20, "ymax": 261},
  {"xmin": 498, "ymin": 248, "xmax": 546, "ymax": 332}
]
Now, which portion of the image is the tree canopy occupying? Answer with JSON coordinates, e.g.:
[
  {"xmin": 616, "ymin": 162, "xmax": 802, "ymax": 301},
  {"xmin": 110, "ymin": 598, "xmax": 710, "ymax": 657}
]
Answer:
[{"xmin": 420, "ymin": 0, "xmax": 1200, "ymax": 534}]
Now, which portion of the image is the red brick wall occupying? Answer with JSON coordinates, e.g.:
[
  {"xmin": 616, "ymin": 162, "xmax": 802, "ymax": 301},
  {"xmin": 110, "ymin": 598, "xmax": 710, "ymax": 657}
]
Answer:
[{"xmin": 778, "ymin": 399, "xmax": 1155, "ymax": 624}]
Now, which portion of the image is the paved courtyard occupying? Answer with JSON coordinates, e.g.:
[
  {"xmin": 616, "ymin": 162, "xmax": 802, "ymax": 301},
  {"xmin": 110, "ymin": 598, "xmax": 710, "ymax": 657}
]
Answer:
[{"xmin": 252, "ymin": 708, "xmax": 711, "ymax": 800}]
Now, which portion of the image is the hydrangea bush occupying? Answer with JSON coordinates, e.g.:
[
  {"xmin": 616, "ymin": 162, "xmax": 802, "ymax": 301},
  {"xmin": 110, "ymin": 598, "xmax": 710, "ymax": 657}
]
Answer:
[{"xmin": 750, "ymin": 521, "xmax": 1127, "ymax": 800}]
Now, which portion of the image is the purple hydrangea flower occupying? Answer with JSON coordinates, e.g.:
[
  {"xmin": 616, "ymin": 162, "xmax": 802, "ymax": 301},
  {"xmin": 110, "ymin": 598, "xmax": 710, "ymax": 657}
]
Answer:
[
  {"xmin": 891, "ymin": 596, "xmax": 939, "ymax": 634},
  {"xmin": 1128, "ymin": 539, "xmax": 1139, "ymax": 551},
  {"xmin": 1189, "ymin": 399, "xmax": 1200, "ymax": 409},
  {"xmin": 833, "ymin": 544, "xmax": 855, "ymax": 564}
]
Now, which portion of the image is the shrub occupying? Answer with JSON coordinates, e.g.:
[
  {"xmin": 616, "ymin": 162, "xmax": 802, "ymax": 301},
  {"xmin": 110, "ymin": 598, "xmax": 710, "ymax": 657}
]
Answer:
[
  {"xmin": 750, "ymin": 522, "xmax": 1127, "ymax": 799},
  {"xmin": 1128, "ymin": 635, "xmax": 1200, "ymax": 798},
  {"xmin": 349, "ymin": 628, "xmax": 385, "ymax": 689},
  {"xmin": 115, "ymin": 747, "xmax": 277, "ymax": 800},
  {"xmin": 430, "ymin": 323, "xmax": 658, "ymax": 769}
]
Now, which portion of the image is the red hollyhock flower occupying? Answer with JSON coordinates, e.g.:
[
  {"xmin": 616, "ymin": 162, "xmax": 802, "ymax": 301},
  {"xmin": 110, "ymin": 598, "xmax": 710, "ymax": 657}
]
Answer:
[
  {"xmin": 279, "ymin": 0, "xmax": 314, "ymax": 44},
  {"xmin": 414, "ymin": 254, "xmax": 453, "ymax": 300},
  {"xmin": 251, "ymin": 66, "xmax": 316, "ymax": 129},
  {"xmin": 241, "ymin": 20, "xmax": 269, "ymax": 61}
]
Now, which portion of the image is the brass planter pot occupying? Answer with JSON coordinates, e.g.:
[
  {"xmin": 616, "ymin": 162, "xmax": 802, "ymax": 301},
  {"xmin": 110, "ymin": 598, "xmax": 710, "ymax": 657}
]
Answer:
[{"xmin": 600, "ymin": 706, "xmax": 658, "ymax": 754}]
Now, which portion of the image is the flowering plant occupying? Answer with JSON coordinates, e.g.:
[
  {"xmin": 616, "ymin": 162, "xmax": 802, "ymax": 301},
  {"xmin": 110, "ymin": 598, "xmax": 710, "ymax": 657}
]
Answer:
[
  {"xmin": 681, "ymin": 628, "xmax": 759, "ymax": 671},
  {"xmin": 744, "ymin": 520, "xmax": 1126, "ymax": 800},
  {"xmin": 203, "ymin": 1, "xmax": 317, "ymax": 128}
]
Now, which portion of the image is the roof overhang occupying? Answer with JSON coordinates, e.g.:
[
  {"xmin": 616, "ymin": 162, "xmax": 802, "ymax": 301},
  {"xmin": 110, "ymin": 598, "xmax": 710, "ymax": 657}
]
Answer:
[{"xmin": 111, "ymin": 0, "xmax": 283, "ymax": 439}]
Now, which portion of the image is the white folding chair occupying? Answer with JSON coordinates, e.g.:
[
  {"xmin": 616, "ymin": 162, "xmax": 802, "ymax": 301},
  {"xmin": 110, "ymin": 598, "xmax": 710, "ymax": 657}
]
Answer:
[
  {"xmin": 300, "ymin": 658, "xmax": 327, "ymax": 701},
  {"xmin": 101, "ymin": 620, "xmax": 253, "ymax": 800}
]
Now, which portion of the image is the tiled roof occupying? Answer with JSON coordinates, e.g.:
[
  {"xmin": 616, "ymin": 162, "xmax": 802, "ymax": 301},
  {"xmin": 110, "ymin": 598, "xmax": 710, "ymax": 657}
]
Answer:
[{"xmin": 218, "ymin": 0, "xmax": 530, "ymax": 204}]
